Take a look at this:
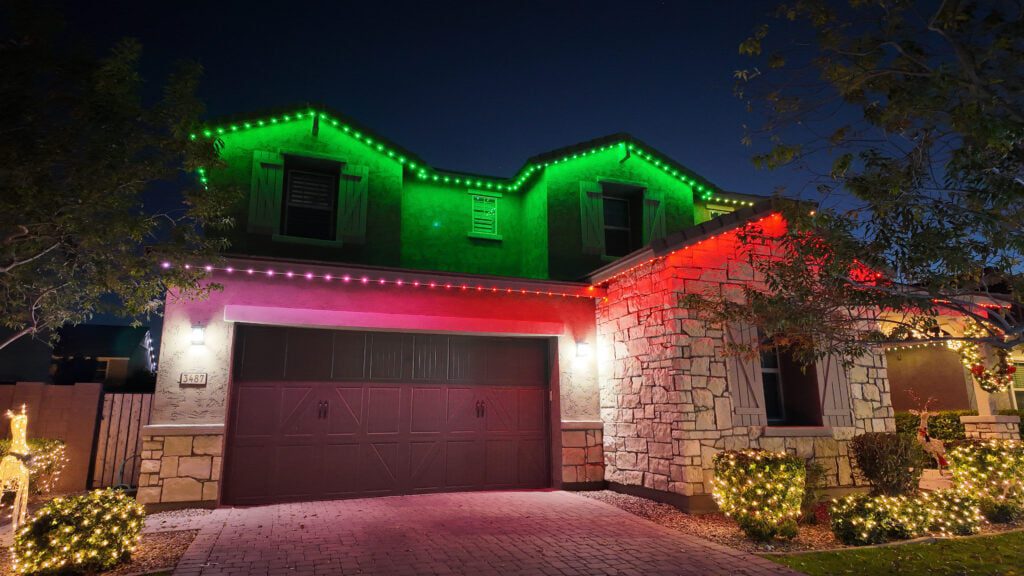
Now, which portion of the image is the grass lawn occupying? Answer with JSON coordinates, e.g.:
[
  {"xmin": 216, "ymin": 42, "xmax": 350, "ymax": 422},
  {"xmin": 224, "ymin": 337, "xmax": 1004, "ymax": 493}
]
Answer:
[{"xmin": 766, "ymin": 530, "xmax": 1024, "ymax": 576}]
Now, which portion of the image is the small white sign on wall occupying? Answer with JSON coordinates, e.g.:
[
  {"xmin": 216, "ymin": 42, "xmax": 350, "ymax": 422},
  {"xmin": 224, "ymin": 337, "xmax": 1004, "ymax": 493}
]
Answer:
[{"xmin": 179, "ymin": 372, "xmax": 208, "ymax": 387}]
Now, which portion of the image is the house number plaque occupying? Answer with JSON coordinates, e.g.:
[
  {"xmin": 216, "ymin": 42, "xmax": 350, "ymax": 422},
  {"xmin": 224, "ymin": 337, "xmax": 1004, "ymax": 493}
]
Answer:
[{"xmin": 179, "ymin": 372, "xmax": 208, "ymax": 387}]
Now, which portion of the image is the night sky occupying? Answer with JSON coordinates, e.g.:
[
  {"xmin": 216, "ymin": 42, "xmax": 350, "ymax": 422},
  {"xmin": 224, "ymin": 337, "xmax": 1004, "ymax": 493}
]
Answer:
[{"xmin": 68, "ymin": 0, "xmax": 808, "ymax": 197}]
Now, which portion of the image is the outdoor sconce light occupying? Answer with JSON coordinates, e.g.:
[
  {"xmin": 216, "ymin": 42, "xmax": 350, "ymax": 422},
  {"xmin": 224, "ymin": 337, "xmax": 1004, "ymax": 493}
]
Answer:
[
  {"xmin": 576, "ymin": 341, "xmax": 590, "ymax": 357},
  {"xmin": 190, "ymin": 324, "xmax": 206, "ymax": 346}
]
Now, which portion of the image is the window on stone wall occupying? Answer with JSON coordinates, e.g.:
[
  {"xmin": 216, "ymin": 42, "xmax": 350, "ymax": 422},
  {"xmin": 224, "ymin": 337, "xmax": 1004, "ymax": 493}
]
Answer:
[{"xmin": 759, "ymin": 340, "xmax": 824, "ymax": 426}]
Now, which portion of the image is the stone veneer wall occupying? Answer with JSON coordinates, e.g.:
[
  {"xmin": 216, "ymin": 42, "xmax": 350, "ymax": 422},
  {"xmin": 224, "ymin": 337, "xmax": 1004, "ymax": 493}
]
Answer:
[
  {"xmin": 961, "ymin": 415, "xmax": 1021, "ymax": 440},
  {"xmin": 137, "ymin": 428, "xmax": 223, "ymax": 507},
  {"xmin": 596, "ymin": 233, "xmax": 895, "ymax": 509},
  {"xmin": 561, "ymin": 423, "xmax": 604, "ymax": 486}
]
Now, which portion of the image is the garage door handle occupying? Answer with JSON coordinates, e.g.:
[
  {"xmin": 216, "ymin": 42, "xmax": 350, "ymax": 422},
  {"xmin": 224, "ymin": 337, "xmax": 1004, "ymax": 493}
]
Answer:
[
  {"xmin": 316, "ymin": 400, "xmax": 326, "ymax": 419},
  {"xmin": 475, "ymin": 401, "xmax": 482, "ymax": 418},
  {"xmin": 323, "ymin": 400, "xmax": 329, "ymax": 419},
  {"xmin": 480, "ymin": 400, "xmax": 485, "ymax": 418}
]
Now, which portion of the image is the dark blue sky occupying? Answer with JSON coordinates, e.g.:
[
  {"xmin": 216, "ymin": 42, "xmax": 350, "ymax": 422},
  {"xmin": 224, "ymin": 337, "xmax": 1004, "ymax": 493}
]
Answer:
[{"xmin": 71, "ymin": 0, "xmax": 807, "ymax": 197}]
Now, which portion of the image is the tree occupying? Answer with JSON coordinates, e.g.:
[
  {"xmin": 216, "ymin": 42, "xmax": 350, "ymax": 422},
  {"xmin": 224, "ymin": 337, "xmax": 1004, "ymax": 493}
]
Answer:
[
  {"xmin": 0, "ymin": 5, "xmax": 239, "ymax": 351},
  {"xmin": 687, "ymin": 1, "xmax": 1023, "ymax": 384}
]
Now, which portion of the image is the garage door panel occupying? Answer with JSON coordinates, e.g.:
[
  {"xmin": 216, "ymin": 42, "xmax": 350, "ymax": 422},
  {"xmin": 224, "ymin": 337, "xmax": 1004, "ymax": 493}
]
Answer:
[
  {"xmin": 235, "ymin": 325, "xmax": 287, "ymax": 381},
  {"xmin": 325, "ymin": 386, "xmax": 363, "ymax": 437},
  {"xmin": 412, "ymin": 335, "xmax": 449, "ymax": 381},
  {"xmin": 273, "ymin": 444, "xmax": 322, "ymax": 499},
  {"xmin": 444, "ymin": 440, "xmax": 483, "ymax": 488},
  {"xmin": 446, "ymin": 388, "xmax": 480, "ymax": 433},
  {"xmin": 518, "ymin": 438, "xmax": 548, "ymax": 486},
  {"xmin": 225, "ymin": 445, "xmax": 271, "ymax": 502},
  {"xmin": 232, "ymin": 387, "xmax": 278, "ymax": 439},
  {"xmin": 366, "ymin": 387, "xmax": 401, "ymax": 435},
  {"xmin": 369, "ymin": 333, "xmax": 405, "ymax": 380},
  {"xmin": 285, "ymin": 328, "xmax": 334, "ymax": 380},
  {"xmin": 410, "ymin": 387, "xmax": 443, "ymax": 433},
  {"xmin": 279, "ymin": 386, "xmax": 321, "ymax": 438},
  {"xmin": 360, "ymin": 442, "xmax": 400, "ymax": 493},
  {"xmin": 408, "ymin": 441, "xmax": 444, "ymax": 490},
  {"xmin": 484, "ymin": 439, "xmax": 517, "ymax": 486},
  {"xmin": 484, "ymin": 389, "xmax": 517, "ymax": 432},
  {"xmin": 331, "ymin": 332, "xmax": 368, "ymax": 380},
  {"xmin": 517, "ymin": 389, "xmax": 547, "ymax": 432},
  {"xmin": 322, "ymin": 443, "xmax": 360, "ymax": 496}
]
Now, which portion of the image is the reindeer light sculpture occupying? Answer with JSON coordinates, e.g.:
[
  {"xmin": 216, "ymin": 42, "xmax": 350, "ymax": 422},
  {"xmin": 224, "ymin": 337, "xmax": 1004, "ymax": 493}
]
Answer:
[
  {"xmin": 0, "ymin": 405, "xmax": 31, "ymax": 532},
  {"xmin": 909, "ymin": 398, "xmax": 949, "ymax": 472}
]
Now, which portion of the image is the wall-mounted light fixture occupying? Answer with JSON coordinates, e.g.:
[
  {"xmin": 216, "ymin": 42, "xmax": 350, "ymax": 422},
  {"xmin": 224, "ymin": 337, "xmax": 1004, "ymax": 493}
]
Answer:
[
  {"xmin": 576, "ymin": 341, "xmax": 590, "ymax": 357},
  {"xmin": 190, "ymin": 324, "xmax": 206, "ymax": 346}
]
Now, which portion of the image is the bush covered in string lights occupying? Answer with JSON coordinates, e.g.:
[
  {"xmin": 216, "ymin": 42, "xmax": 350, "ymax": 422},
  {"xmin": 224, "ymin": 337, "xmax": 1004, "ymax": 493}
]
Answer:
[
  {"xmin": 947, "ymin": 439, "xmax": 1024, "ymax": 523},
  {"xmin": 712, "ymin": 450, "xmax": 805, "ymax": 541},
  {"xmin": 918, "ymin": 490, "xmax": 983, "ymax": 536},
  {"xmin": 829, "ymin": 493, "xmax": 928, "ymax": 545},
  {"xmin": 12, "ymin": 488, "xmax": 145, "ymax": 575},
  {"xmin": 0, "ymin": 438, "xmax": 68, "ymax": 496}
]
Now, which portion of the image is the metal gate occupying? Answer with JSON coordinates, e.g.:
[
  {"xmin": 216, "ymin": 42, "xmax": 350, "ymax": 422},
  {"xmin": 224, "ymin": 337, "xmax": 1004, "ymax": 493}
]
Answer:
[{"xmin": 90, "ymin": 393, "xmax": 153, "ymax": 488}]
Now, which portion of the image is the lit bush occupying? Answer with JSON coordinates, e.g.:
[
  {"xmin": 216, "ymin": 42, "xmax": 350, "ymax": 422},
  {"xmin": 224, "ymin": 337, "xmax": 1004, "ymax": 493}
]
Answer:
[
  {"xmin": 849, "ymin": 432, "xmax": 924, "ymax": 495},
  {"xmin": 918, "ymin": 490, "xmax": 983, "ymax": 536},
  {"xmin": 828, "ymin": 493, "xmax": 928, "ymax": 546},
  {"xmin": 712, "ymin": 450, "xmax": 805, "ymax": 541},
  {"xmin": 946, "ymin": 439, "xmax": 1024, "ymax": 523},
  {"xmin": 0, "ymin": 438, "xmax": 68, "ymax": 496},
  {"xmin": 12, "ymin": 488, "xmax": 145, "ymax": 575}
]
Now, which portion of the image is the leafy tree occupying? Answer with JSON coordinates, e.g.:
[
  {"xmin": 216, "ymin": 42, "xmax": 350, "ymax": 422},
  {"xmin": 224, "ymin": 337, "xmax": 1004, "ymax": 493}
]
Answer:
[
  {"xmin": 687, "ymin": 1, "xmax": 1023, "ymax": 375},
  {"xmin": 0, "ymin": 5, "xmax": 238, "ymax": 351}
]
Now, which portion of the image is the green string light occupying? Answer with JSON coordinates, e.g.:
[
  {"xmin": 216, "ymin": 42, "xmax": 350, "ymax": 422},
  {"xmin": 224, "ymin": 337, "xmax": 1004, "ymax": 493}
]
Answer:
[{"xmin": 190, "ymin": 108, "xmax": 756, "ymax": 207}]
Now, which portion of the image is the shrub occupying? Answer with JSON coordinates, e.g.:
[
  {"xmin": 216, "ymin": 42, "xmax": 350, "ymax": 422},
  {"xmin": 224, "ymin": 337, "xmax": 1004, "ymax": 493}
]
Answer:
[
  {"xmin": 828, "ymin": 493, "xmax": 928, "ymax": 546},
  {"xmin": 849, "ymin": 432, "xmax": 925, "ymax": 495},
  {"xmin": 712, "ymin": 450, "xmax": 805, "ymax": 541},
  {"xmin": 0, "ymin": 438, "xmax": 68, "ymax": 496},
  {"xmin": 800, "ymin": 459, "xmax": 827, "ymax": 524},
  {"xmin": 918, "ymin": 490, "xmax": 983, "ymax": 536},
  {"xmin": 946, "ymin": 439, "xmax": 1024, "ymax": 523},
  {"xmin": 12, "ymin": 488, "xmax": 145, "ymax": 575}
]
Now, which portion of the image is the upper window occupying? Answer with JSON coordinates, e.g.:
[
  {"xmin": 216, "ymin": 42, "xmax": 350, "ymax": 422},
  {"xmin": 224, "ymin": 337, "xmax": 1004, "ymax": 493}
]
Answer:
[
  {"xmin": 759, "ymin": 337, "xmax": 823, "ymax": 426},
  {"xmin": 281, "ymin": 156, "xmax": 340, "ymax": 241},
  {"xmin": 602, "ymin": 183, "xmax": 644, "ymax": 257},
  {"xmin": 468, "ymin": 192, "xmax": 501, "ymax": 240}
]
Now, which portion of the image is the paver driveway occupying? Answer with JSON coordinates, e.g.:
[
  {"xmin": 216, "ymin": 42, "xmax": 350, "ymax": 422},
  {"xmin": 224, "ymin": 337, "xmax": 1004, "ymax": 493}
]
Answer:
[{"xmin": 173, "ymin": 490, "xmax": 801, "ymax": 576}]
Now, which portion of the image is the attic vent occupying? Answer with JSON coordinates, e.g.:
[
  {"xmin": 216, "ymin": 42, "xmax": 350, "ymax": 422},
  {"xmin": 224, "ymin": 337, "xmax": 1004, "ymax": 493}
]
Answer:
[{"xmin": 468, "ymin": 192, "xmax": 501, "ymax": 240}]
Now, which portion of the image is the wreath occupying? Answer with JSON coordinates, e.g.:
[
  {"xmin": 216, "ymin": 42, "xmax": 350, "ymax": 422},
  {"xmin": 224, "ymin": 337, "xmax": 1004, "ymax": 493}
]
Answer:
[{"xmin": 954, "ymin": 321, "xmax": 1016, "ymax": 393}]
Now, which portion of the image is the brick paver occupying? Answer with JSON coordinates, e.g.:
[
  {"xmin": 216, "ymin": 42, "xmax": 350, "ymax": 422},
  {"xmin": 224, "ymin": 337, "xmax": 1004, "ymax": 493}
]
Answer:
[{"xmin": 172, "ymin": 491, "xmax": 801, "ymax": 576}]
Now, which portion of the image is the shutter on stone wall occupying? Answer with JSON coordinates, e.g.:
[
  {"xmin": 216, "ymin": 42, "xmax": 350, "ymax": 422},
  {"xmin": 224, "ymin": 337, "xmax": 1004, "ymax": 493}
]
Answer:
[
  {"xmin": 338, "ymin": 164, "xmax": 368, "ymax": 243},
  {"xmin": 815, "ymin": 354, "xmax": 854, "ymax": 427},
  {"xmin": 248, "ymin": 150, "xmax": 284, "ymax": 233},
  {"xmin": 642, "ymin": 189, "xmax": 666, "ymax": 244},
  {"xmin": 725, "ymin": 322, "xmax": 767, "ymax": 427},
  {"xmin": 580, "ymin": 181, "xmax": 604, "ymax": 255}
]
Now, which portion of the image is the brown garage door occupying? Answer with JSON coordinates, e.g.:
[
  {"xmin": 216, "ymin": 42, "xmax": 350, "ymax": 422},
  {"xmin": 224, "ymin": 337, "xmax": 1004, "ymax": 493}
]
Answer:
[{"xmin": 223, "ymin": 326, "xmax": 551, "ymax": 505}]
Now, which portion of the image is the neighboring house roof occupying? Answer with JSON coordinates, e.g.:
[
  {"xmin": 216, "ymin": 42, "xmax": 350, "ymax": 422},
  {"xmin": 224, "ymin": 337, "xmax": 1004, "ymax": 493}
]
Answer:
[
  {"xmin": 53, "ymin": 325, "xmax": 151, "ymax": 359},
  {"xmin": 588, "ymin": 198, "xmax": 781, "ymax": 283},
  {"xmin": 194, "ymin": 104, "xmax": 761, "ymax": 206}
]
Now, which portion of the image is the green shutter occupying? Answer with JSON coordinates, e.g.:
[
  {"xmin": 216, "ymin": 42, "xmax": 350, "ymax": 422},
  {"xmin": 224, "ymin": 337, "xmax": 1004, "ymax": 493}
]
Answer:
[
  {"xmin": 580, "ymin": 181, "xmax": 604, "ymax": 255},
  {"xmin": 248, "ymin": 150, "xmax": 283, "ymax": 233},
  {"xmin": 338, "ymin": 164, "xmax": 368, "ymax": 243},
  {"xmin": 643, "ymin": 189, "xmax": 666, "ymax": 244}
]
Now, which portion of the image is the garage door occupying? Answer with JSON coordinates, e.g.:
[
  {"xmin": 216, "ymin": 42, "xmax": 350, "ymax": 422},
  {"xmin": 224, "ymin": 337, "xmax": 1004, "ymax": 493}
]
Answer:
[{"xmin": 223, "ymin": 326, "xmax": 551, "ymax": 505}]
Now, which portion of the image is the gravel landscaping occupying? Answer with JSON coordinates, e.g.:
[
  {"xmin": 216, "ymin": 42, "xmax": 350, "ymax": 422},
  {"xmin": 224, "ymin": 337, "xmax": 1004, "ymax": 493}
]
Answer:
[{"xmin": 0, "ymin": 529, "xmax": 197, "ymax": 576}]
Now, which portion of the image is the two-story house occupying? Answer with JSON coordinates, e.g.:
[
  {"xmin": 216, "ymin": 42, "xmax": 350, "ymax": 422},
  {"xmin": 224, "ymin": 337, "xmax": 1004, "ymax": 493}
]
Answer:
[{"xmin": 139, "ymin": 107, "xmax": 895, "ymax": 511}]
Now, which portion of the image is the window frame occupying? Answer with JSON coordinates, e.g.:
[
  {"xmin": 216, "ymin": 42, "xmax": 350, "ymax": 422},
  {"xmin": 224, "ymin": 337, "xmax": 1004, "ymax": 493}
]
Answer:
[
  {"xmin": 760, "ymin": 347, "xmax": 787, "ymax": 424},
  {"xmin": 467, "ymin": 190, "xmax": 502, "ymax": 241},
  {"xmin": 271, "ymin": 154, "xmax": 344, "ymax": 247}
]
